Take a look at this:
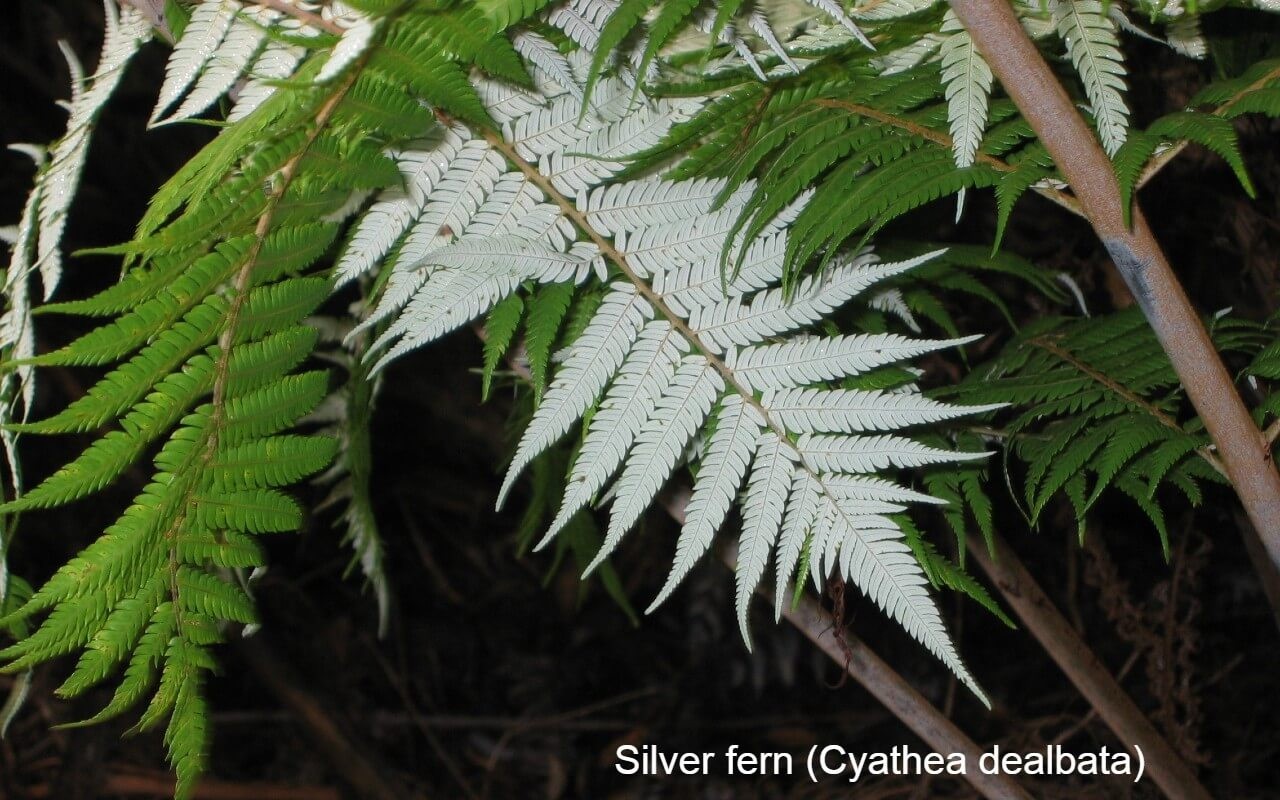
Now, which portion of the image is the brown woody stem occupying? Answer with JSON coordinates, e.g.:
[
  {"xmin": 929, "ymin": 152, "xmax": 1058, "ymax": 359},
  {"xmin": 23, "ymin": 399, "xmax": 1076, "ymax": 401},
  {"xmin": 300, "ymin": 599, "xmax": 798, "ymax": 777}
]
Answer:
[
  {"xmin": 697, "ymin": 521, "xmax": 1033, "ymax": 800},
  {"xmin": 967, "ymin": 533, "xmax": 1212, "ymax": 800}
]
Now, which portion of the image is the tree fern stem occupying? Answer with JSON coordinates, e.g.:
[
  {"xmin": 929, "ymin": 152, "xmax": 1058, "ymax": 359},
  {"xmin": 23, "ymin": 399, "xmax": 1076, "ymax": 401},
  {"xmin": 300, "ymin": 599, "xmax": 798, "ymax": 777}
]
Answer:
[
  {"xmin": 967, "ymin": 533, "xmax": 1212, "ymax": 800},
  {"xmin": 948, "ymin": 0, "xmax": 1280, "ymax": 574},
  {"xmin": 713, "ymin": 537, "xmax": 1033, "ymax": 800}
]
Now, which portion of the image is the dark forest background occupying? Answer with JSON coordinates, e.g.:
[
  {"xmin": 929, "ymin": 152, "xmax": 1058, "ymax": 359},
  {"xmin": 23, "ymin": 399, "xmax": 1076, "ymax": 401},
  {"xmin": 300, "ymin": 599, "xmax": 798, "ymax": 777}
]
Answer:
[{"xmin": 2, "ymin": 2, "xmax": 1280, "ymax": 797}]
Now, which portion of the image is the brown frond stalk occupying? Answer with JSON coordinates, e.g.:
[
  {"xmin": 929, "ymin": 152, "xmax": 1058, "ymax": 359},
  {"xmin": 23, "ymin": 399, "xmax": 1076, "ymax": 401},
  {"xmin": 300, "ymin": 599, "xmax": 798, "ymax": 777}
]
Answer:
[{"xmin": 968, "ymin": 533, "xmax": 1212, "ymax": 800}]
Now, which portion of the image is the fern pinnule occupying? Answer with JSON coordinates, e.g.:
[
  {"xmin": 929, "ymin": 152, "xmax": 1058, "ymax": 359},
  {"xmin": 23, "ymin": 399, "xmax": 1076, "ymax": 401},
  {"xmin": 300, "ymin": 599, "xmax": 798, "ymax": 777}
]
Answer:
[
  {"xmin": 1049, "ymin": 0, "xmax": 1129, "ymax": 155},
  {"xmin": 939, "ymin": 10, "xmax": 992, "ymax": 218}
]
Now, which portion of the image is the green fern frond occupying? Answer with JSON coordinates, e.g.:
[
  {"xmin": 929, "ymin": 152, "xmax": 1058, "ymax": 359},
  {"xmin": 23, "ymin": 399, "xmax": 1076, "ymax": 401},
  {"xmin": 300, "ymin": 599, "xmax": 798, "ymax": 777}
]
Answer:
[
  {"xmin": 525, "ymin": 281, "xmax": 576, "ymax": 398},
  {"xmin": 0, "ymin": 17, "xmax": 410, "ymax": 791},
  {"xmin": 899, "ymin": 516, "xmax": 1012, "ymax": 627},
  {"xmin": 938, "ymin": 310, "xmax": 1242, "ymax": 553}
]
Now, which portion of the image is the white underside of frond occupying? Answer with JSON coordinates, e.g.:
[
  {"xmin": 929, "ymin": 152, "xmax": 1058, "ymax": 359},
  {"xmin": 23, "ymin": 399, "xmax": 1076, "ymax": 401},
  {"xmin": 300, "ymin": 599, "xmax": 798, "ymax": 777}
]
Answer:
[
  {"xmin": 651, "ymin": 396, "xmax": 763, "ymax": 611},
  {"xmin": 820, "ymin": 474, "xmax": 945, "ymax": 506},
  {"xmin": 547, "ymin": 0, "xmax": 618, "ymax": 51},
  {"xmin": 853, "ymin": 0, "xmax": 940, "ymax": 21},
  {"xmin": 822, "ymin": 498, "xmax": 986, "ymax": 701},
  {"xmin": 873, "ymin": 34, "xmax": 944, "ymax": 76},
  {"xmin": 150, "ymin": 0, "xmax": 239, "ymax": 124},
  {"xmin": 798, "ymin": 433, "xmax": 989, "ymax": 473},
  {"xmin": 735, "ymin": 431, "xmax": 794, "ymax": 646},
  {"xmin": 543, "ymin": 322, "xmax": 686, "ymax": 547},
  {"xmin": 36, "ymin": 1, "xmax": 150, "ymax": 299},
  {"xmin": 939, "ymin": 11, "xmax": 992, "ymax": 218},
  {"xmin": 581, "ymin": 177, "xmax": 738, "ymax": 237},
  {"xmin": 655, "ymin": 233, "xmax": 787, "ymax": 316},
  {"xmin": 514, "ymin": 31, "xmax": 583, "ymax": 100},
  {"xmin": 338, "ymin": 33, "xmax": 995, "ymax": 700},
  {"xmin": 502, "ymin": 287, "xmax": 652, "ymax": 508},
  {"xmin": 163, "ymin": 8, "xmax": 274, "ymax": 124},
  {"xmin": 616, "ymin": 203, "xmax": 753, "ymax": 280},
  {"xmin": 317, "ymin": 16, "xmax": 378, "ymax": 83},
  {"xmin": 764, "ymin": 387, "xmax": 1003, "ymax": 433},
  {"xmin": 394, "ymin": 142, "xmax": 506, "ymax": 268},
  {"xmin": 730, "ymin": 333, "xmax": 980, "ymax": 391},
  {"xmin": 772, "ymin": 470, "xmax": 820, "ymax": 619},
  {"xmin": 228, "ymin": 28, "xmax": 310, "ymax": 122},
  {"xmin": 591, "ymin": 357, "xmax": 724, "ymax": 573},
  {"xmin": 336, "ymin": 131, "xmax": 466, "ymax": 286},
  {"xmin": 1165, "ymin": 16, "xmax": 1206, "ymax": 59},
  {"xmin": 1051, "ymin": 0, "xmax": 1129, "ymax": 156},
  {"xmin": 802, "ymin": 0, "xmax": 875, "ymax": 49},
  {"xmin": 541, "ymin": 104, "xmax": 700, "ymax": 197},
  {"xmin": 690, "ymin": 252, "xmax": 938, "ymax": 353},
  {"xmin": 477, "ymin": 79, "xmax": 547, "ymax": 125}
]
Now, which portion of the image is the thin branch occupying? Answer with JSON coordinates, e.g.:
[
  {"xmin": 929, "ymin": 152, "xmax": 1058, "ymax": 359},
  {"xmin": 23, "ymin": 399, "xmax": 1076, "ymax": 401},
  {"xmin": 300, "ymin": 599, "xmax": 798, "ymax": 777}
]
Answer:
[
  {"xmin": 949, "ymin": 0, "xmax": 1280, "ymax": 576},
  {"xmin": 696, "ymin": 527, "xmax": 1033, "ymax": 800},
  {"xmin": 967, "ymin": 533, "xmax": 1213, "ymax": 800},
  {"xmin": 237, "ymin": 637, "xmax": 408, "ymax": 800}
]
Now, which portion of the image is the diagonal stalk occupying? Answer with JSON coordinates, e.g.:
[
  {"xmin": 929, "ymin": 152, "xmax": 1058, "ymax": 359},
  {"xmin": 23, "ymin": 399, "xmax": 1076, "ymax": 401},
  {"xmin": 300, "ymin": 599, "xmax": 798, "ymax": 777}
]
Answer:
[
  {"xmin": 947, "ymin": 0, "xmax": 1280, "ymax": 574},
  {"xmin": 967, "ymin": 533, "xmax": 1212, "ymax": 800}
]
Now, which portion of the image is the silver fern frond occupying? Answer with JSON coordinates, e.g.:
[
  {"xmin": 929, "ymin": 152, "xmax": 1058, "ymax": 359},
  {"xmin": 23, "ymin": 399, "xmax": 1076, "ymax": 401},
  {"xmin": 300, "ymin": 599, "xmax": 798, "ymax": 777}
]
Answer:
[{"xmin": 336, "ymin": 32, "xmax": 996, "ymax": 702}]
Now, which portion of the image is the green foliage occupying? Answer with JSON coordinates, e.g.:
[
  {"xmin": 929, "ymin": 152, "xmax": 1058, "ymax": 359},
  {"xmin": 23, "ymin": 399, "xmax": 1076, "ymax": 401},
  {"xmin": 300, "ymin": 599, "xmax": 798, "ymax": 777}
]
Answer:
[
  {"xmin": 481, "ymin": 293, "xmax": 525, "ymax": 399},
  {"xmin": 860, "ymin": 243, "xmax": 1068, "ymax": 336},
  {"xmin": 0, "ymin": 79, "xmax": 360, "ymax": 791},
  {"xmin": 0, "ymin": 5, "xmax": 532, "ymax": 789},
  {"xmin": 1113, "ymin": 111, "xmax": 1254, "ymax": 226},
  {"xmin": 899, "ymin": 515, "xmax": 1013, "ymax": 628},
  {"xmin": 642, "ymin": 57, "xmax": 1030, "ymax": 282},
  {"xmin": 524, "ymin": 281, "xmax": 575, "ymax": 398},
  {"xmin": 935, "ymin": 310, "xmax": 1263, "ymax": 555}
]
